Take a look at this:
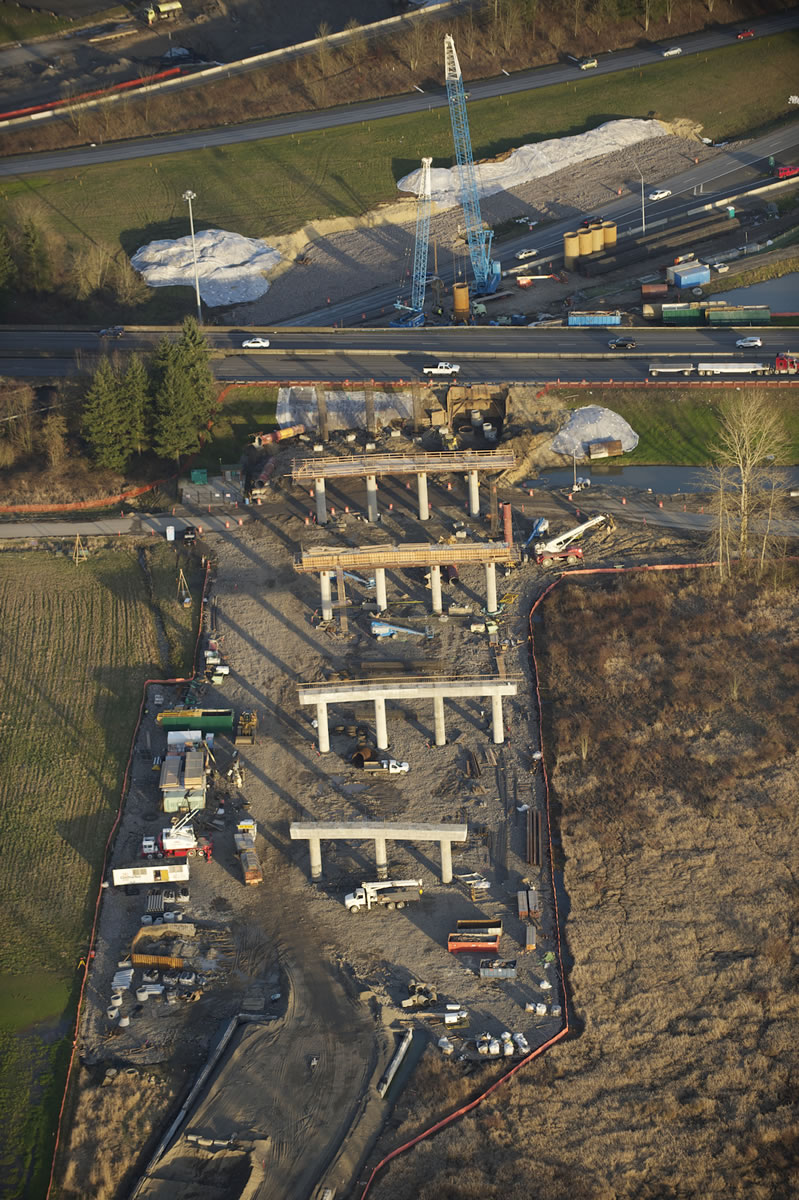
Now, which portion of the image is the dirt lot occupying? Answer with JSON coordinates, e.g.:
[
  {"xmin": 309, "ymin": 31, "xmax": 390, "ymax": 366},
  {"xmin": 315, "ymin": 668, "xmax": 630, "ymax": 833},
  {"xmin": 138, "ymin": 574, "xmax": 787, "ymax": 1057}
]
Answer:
[
  {"xmin": 59, "ymin": 418, "xmax": 706, "ymax": 1199},
  {"xmin": 363, "ymin": 568, "xmax": 799, "ymax": 1200}
]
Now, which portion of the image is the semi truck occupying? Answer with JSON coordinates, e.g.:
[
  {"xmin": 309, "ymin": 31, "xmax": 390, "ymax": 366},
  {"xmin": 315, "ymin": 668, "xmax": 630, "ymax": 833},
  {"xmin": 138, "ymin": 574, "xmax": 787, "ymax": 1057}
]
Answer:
[
  {"xmin": 344, "ymin": 879, "xmax": 423, "ymax": 913},
  {"xmin": 650, "ymin": 355, "xmax": 797, "ymax": 378}
]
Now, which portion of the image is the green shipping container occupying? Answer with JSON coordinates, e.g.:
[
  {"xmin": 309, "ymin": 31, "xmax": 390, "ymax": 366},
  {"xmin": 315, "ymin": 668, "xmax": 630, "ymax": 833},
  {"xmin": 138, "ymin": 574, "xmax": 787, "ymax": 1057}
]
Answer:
[
  {"xmin": 706, "ymin": 306, "xmax": 770, "ymax": 325},
  {"xmin": 156, "ymin": 708, "xmax": 234, "ymax": 732},
  {"xmin": 662, "ymin": 307, "xmax": 703, "ymax": 325},
  {"xmin": 190, "ymin": 469, "xmax": 208, "ymax": 484}
]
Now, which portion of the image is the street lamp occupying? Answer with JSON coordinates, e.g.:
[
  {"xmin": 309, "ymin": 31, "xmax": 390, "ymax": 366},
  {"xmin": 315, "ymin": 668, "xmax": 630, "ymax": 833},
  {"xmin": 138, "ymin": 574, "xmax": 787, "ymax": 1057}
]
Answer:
[
  {"xmin": 632, "ymin": 160, "xmax": 646, "ymax": 235},
  {"xmin": 182, "ymin": 189, "xmax": 202, "ymax": 325}
]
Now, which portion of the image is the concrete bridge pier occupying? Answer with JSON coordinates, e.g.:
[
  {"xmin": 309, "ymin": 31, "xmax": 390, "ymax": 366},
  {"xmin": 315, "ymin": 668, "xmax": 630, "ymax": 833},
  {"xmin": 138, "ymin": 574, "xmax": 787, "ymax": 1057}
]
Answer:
[
  {"xmin": 491, "ymin": 692, "xmax": 505, "ymax": 744},
  {"xmin": 374, "ymin": 836, "xmax": 388, "ymax": 880},
  {"xmin": 485, "ymin": 561, "xmax": 499, "ymax": 615},
  {"xmin": 315, "ymin": 701, "xmax": 330, "ymax": 753},
  {"xmin": 314, "ymin": 477, "xmax": 327, "ymax": 525},
  {"xmin": 468, "ymin": 470, "xmax": 480, "ymax": 517},
  {"xmin": 440, "ymin": 838, "xmax": 453, "ymax": 884},
  {"xmin": 366, "ymin": 474, "xmax": 379, "ymax": 523},
  {"xmin": 320, "ymin": 572, "xmax": 334, "ymax": 622},
  {"xmin": 429, "ymin": 564, "xmax": 443, "ymax": 615},
  {"xmin": 374, "ymin": 567, "xmax": 388, "ymax": 612},
  {"xmin": 433, "ymin": 695, "xmax": 446, "ymax": 746},
  {"xmin": 309, "ymin": 836, "xmax": 323, "ymax": 879},
  {"xmin": 417, "ymin": 471, "xmax": 429, "ymax": 520},
  {"xmin": 374, "ymin": 697, "xmax": 388, "ymax": 749}
]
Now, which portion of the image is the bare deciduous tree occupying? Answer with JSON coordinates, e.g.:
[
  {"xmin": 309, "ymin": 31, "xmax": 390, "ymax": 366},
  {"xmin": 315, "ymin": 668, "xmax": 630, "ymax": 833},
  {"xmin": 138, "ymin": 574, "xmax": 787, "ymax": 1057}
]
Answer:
[
  {"xmin": 42, "ymin": 412, "xmax": 68, "ymax": 469},
  {"xmin": 316, "ymin": 21, "xmax": 333, "ymax": 75},
  {"xmin": 401, "ymin": 21, "xmax": 427, "ymax": 73},
  {"xmin": 343, "ymin": 17, "xmax": 367, "ymax": 67},
  {"xmin": 706, "ymin": 391, "xmax": 790, "ymax": 578}
]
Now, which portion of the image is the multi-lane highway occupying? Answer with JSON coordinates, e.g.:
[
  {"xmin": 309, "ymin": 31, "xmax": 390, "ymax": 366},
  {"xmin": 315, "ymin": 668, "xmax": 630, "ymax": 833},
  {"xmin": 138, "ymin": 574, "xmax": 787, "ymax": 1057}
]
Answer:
[
  {"xmin": 1, "ymin": 10, "xmax": 796, "ymax": 178},
  {"xmin": 1, "ymin": 326, "xmax": 794, "ymax": 383}
]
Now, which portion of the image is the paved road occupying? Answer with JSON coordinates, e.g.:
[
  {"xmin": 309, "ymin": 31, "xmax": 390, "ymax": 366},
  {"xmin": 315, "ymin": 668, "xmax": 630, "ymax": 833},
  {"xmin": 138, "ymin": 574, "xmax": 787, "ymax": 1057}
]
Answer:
[
  {"xmin": 1, "ymin": 10, "xmax": 796, "ymax": 177},
  {"xmin": 1, "ymin": 325, "xmax": 796, "ymax": 383}
]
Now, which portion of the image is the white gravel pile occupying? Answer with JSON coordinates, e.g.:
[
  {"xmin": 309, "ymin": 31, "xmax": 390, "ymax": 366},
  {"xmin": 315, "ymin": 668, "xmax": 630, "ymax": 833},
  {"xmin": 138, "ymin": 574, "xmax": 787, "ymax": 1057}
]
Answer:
[
  {"xmin": 277, "ymin": 387, "xmax": 414, "ymax": 431},
  {"xmin": 398, "ymin": 118, "xmax": 666, "ymax": 209},
  {"xmin": 131, "ymin": 230, "xmax": 281, "ymax": 307},
  {"xmin": 552, "ymin": 405, "xmax": 639, "ymax": 456}
]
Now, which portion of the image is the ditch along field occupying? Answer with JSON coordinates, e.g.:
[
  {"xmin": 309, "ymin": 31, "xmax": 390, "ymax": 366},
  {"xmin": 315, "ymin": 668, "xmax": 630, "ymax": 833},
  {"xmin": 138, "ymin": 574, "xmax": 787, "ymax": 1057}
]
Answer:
[
  {"xmin": 0, "ymin": 542, "xmax": 201, "ymax": 1200},
  {"xmin": 370, "ymin": 567, "xmax": 799, "ymax": 1200}
]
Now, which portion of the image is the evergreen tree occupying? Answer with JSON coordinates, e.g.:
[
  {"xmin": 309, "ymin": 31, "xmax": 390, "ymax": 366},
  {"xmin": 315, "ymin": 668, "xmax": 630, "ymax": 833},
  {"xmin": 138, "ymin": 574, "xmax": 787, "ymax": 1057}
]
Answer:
[
  {"xmin": 152, "ymin": 353, "xmax": 200, "ymax": 463},
  {"xmin": 176, "ymin": 316, "xmax": 216, "ymax": 430},
  {"xmin": 22, "ymin": 218, "xmax": 50, "ymax": 294},
  {"xmin": 119, "ymin": 353, "xmax": 151, "ymax": 455},
  {"xmin": 82, "ymin": 359, "xmax": 128, "ymax": 471}
]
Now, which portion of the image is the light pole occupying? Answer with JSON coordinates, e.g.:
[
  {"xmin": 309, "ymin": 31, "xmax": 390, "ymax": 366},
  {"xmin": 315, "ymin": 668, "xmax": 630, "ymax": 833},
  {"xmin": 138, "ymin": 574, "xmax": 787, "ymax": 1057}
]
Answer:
[
  {"xmin": 633, "ymin": 161, "xmax": 646, "ymax": 235},
  {"xmin": 182, "ymin": 189, "xmax": 202, "ymax": 325}
]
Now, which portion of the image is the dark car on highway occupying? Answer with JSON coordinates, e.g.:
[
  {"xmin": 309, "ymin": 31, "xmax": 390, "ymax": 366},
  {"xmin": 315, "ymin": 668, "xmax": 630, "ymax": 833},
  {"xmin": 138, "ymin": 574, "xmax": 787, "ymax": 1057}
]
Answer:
[{"xmin": 608, "ymin": 337, "xmax": 637, "ymax": 350}]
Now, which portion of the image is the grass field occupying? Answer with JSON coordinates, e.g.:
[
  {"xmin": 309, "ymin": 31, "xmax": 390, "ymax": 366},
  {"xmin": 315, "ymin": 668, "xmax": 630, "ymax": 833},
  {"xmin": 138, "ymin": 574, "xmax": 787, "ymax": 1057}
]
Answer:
[
  {"xmin": 200, "ymin": 385, "xmax": 279, "ymax": 468},
  {"xmin": 0, "ymin": 544, "xmax": 201, "ymax": 1199},
  {"xmin": 373, "ymin": 567, "xmax": 799, "ymax": 1200},
  {"xmin": 553, "ymin": 386, "xmax": 799, "ymax": 465},
  {"xmin": 1, "ymin": 33, "xmax": 796, "ymax": 280}
]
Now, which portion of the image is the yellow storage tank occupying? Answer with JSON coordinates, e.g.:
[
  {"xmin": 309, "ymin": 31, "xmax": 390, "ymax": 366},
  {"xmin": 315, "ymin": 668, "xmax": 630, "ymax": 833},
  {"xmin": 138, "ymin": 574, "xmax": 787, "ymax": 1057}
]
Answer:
[
  {"xmin": 591, "ymin": 224, "xmax": 604, "ymax": 253},
  {"xmin": 602, "ymin": 221, "xmax": 617, "ymax": 249},
  {"xmin": 453, "ymin": 283, "xmax": 470, "ymax": 321},
  {"xmin": 578, "ymin": 229, "xmax": 593, "ymax": 257},
  {"xmin": 563, "ymin": 232, "xmax": 580, "ymax": 269}
]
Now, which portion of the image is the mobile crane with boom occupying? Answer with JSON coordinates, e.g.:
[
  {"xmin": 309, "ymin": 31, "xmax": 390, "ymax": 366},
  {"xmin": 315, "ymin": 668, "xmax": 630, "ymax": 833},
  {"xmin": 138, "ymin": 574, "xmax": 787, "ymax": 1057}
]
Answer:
[{"xmin": 532, "ymin": 514, "xmax": 615, "ymax": 566}]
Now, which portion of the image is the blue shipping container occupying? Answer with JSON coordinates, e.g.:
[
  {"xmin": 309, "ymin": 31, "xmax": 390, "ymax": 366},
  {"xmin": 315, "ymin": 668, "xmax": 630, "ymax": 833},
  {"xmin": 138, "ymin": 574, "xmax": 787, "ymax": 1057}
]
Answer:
[
  {"xmin": 673, "ymin": 265, "xmax": 711, "ymax": 288},
  {"xmin": 567, "ymin": 310, "xmax": 622, "ymax": 326}
]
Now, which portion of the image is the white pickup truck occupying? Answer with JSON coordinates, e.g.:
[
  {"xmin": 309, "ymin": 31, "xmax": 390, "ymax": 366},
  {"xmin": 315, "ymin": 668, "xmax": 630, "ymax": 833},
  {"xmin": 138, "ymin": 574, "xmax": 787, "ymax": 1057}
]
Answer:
[{"xmin": 423, "ymin": 361, "xmax": 460, "ymax": 376}]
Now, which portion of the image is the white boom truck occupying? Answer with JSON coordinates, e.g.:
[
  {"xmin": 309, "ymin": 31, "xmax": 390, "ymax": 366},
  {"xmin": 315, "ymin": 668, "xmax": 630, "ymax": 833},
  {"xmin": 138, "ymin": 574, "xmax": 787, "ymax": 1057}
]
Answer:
[
  {"xmin": 345, "ymin": 879, "xmax": 423, "ymax": 913},
  {"xmin": 533, "ymin": 513, "xmax": 615, "ymax": 566}
]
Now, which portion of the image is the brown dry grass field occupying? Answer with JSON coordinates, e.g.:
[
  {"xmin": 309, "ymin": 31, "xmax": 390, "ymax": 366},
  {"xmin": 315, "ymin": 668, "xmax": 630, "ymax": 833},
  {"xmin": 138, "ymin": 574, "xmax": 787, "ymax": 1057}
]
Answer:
[{"xmin": 370, "ymin": 567, "xmax": 799, "ymax": 1200}]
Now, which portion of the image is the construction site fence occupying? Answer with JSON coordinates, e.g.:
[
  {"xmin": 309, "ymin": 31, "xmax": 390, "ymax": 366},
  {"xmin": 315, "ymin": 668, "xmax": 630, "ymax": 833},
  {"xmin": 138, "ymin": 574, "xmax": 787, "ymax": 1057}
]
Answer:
[{"xmin": 45, "ymin": 560, "xmax": 212, "ymax": 1200}]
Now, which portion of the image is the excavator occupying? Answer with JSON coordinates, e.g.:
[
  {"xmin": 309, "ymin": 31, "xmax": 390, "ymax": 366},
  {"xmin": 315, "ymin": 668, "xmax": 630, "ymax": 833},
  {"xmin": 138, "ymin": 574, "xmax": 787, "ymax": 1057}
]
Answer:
[{"xmin": 530, "ymin": 513, "xmax": 615, "ymax": 566}]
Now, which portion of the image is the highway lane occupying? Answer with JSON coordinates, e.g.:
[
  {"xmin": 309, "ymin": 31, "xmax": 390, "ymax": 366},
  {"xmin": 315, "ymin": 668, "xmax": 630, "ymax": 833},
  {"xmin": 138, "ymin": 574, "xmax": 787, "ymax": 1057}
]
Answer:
[
  {"xmin": 0, "ymin": 12, "xmax": 796, "ymax": 179},
  {"xmin": 1, "ymin": 326, "xmax": 795, "ymax": 384}
]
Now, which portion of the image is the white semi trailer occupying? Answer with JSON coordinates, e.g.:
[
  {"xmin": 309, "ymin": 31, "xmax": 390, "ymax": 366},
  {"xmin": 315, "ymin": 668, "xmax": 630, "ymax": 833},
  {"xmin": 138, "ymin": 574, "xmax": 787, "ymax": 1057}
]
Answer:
[{"xmin": 112, "ymin": 862, "xmax": 190, "ymax": 886}]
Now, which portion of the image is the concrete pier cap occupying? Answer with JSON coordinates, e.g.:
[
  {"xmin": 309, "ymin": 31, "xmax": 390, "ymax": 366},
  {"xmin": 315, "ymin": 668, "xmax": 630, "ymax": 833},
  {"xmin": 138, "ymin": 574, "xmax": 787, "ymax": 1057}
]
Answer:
[{"xmin": 289, "ymin": 821, "xmax": 469, "ymax": 883}]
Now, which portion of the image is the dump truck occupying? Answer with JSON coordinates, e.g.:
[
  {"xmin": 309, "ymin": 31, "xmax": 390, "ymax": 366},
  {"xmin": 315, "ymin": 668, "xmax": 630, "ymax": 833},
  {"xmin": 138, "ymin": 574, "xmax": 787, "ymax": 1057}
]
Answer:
[
  {"xmin": 234, "ymin": 818, "xmax": 264, "ymax": 885},
  {"xmin": 344, "ymin": 879, "xmax": 423, "ymax": 913},
  {"xmin": 234, "ymin": 711, "xmax": 258, "ymax": 745}
]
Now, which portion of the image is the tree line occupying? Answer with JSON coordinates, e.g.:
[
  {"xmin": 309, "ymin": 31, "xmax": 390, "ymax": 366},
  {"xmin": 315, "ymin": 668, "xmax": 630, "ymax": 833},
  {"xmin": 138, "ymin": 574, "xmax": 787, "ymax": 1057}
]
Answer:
[{"xmin": 82, "ymin": 318, "xmax": 216, "ymax": 470}]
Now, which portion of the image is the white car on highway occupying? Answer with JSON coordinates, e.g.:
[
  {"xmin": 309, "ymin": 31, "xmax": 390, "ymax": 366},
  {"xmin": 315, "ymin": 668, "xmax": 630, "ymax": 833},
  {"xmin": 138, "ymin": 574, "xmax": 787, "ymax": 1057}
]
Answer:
[
  {"xmin": 648, "ymin": 189, "xmax": 672, "ymax": 201},
  {"xmin": 662, "ymin": 46, "xmax": 682, "ymax": 56},
  {"xmin": 242, "ymin": 337, "xmax": 270, "ymax": 348},
  {"xmin": 515, "ymin": 248, "xmax": 538, "ymax": 261},
  {"xmin": 423, "ymin": 361, "xmax": 460, "ymax": 376},
  {"xmin": 736, "ymin": 336, "xmax": 762, "ymax": 348}
]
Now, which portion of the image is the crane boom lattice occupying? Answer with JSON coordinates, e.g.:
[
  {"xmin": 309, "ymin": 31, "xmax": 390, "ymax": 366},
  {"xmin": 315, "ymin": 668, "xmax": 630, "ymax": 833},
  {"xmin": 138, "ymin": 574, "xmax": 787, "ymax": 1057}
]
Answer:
[
  {"xmin": 444, "ymin": 35, "xmax": 499, "ymax": 295},
  {"xmin": 393, "ymin": 157, "xmax": 432, "ymax": 327}
]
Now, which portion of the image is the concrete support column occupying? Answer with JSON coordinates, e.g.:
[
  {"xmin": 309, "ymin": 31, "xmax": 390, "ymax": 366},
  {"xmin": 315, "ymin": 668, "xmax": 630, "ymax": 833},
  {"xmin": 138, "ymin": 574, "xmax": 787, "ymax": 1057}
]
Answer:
[
  {"xmin": 417, "ymin": 471, "xmax": 429, "ymax": 521},
  {"xmin": 374, "ymin": 697, "xmax": 388, "ymax": 750},
  {"xmin": 309, "ymin": 836, "xmax": 323, "ymax": 880},
  {"xmin": 366, "ymin": 474, "xmax": 379, "ymax": 523},
  {"xmin": 468, "ymin": 470, "xmax": 480, "ymax": 517},
  {"xmin": 429, "ymin": 565, "xmax": 443, "ymax": 615},
  {"xmin": 491, "ymin": 691, "xmax": 505, "ymax": 745},
  {"xmin": 316, "ymin": 701, "xmax": 330, "ymax": 753},
  {"xmin": 433, "ymin": 695, "xmax": 446, "ymax": 747},
  {"xmin": 374, "ymin": 836, "xmax": 388, "ymax": 880},
  {"xmin": 320, "ymin": 571, "xmax": 333, "ymax": 622},
  {"xmin": 374, "ymin": 567, "xmax": 388, "ymax": 612},
  {"xmin": 314, "ymin": 477, "xmax": 327, "ymax": 525},
  {"xmin": 485, "ymin": 561, "xmax": 498, "ymax": 615},
  {"xmin": 439, "ymin": 838, "xmax": 453, "ymax": 884}
]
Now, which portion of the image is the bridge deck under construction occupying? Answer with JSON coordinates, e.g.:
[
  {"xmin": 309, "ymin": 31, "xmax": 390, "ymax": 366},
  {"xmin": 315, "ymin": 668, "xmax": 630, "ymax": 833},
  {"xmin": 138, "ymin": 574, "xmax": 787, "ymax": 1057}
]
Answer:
[
  {"xmin": 296, "ymin": 541, "xmax": 518, "ymax": 572},
  {"xmin": 291, "ymin": 449, "xmax": 515, "ymax": 482}
]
